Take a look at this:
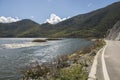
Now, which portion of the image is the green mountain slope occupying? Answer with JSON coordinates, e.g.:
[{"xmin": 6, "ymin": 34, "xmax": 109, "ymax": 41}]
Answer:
[
  {"xmin": 0, "ymin": 19, "xmax": 40, "ymax": 37},
  {"xmin": 0, "ymin": 1, "xmax": 120, "ymax": 38},
  {"xmin": 42, "ymin": 1, "xmax": 120, "ymax": 38}
]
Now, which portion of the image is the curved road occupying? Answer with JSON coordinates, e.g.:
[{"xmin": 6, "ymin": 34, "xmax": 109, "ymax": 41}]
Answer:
[{"xmin": 97, "ymin": 40, "xmax": 120, "ymax": 80}]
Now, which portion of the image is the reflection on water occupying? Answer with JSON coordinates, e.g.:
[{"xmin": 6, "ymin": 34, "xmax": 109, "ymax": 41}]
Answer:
[
  {"xmin": 0, "ymin": 38, "xmax": 92, "ymax": 80},
  {"xmin": 1, "ymin": 42, "xmax": 48, "ymax": 49}
]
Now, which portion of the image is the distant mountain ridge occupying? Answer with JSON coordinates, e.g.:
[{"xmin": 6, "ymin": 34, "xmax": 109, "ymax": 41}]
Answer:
[
  {"xmin": 0, "ymin": 1, "xmax": 120, "ymax": 38},
  {"xmin": 0, "ymin": 19, "xmax": 40, "ymax": 37}
]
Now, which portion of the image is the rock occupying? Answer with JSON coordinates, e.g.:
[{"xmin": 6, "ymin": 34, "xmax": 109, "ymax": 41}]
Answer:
[
  {"xmin": 106, "ymin": 21, "xmax": 120, "ymax": 40},
  {"xmin": 32, "ymin": 39, "xmax": 47, "ymax": 42},
  {"xmin": 32, "ymin": 38, "xmax": 62, "ymax": 42},
  {"xmin": 46, "ymin": 38, "xmax": 62, "ymax": 41}
]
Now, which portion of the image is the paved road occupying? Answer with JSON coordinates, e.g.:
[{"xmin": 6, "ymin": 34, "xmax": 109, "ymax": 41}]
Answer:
[{"xmin": 97, "ymin": 40, "xmax": 120, "ymax": 80}]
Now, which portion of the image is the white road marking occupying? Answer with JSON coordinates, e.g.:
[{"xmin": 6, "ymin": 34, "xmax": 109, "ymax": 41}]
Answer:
[
  {"xmin": 88, "ymin": 48, "xmax": 103, "ymax": 80},
  {"xmin": 101, "ymin": 43, "xmax": 110, "ymax": 80}
]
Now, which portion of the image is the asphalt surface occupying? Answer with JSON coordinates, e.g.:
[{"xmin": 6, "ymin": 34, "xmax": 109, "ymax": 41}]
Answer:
[{"xmin": 97, "ymin": 40, "xmax": 120, "ymax": 80}]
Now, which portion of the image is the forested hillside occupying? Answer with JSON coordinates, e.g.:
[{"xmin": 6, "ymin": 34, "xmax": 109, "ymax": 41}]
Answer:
[{"xmin": 0, "ymin": 1, "xmax": 120, "ymax": 38}]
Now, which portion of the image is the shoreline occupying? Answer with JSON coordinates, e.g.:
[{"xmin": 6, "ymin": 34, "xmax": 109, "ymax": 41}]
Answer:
[{"xmin": 22, "ymin": 39, "xmax": 105, "ymax": 80}]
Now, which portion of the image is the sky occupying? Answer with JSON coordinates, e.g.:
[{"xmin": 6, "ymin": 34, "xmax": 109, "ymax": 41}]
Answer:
[{"xmin": 0, "ymin": 0, "xmax": 120, "ymax": 24}]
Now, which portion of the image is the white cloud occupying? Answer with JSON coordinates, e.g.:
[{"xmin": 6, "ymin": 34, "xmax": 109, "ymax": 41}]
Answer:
[
  {"xmin": 0, "ymin": 16, "xmax": 20, "ymax": 23},
  {"xmin": 30, "ymin": 16, "xmax": 34, "ymax": 19},
  {"xmin": 88, "ymin": 3, "xmax": 93, "ymax": 7},
  {"xmin": 46, "ymin": 13, "xmax": 69, "ymax": 24}
]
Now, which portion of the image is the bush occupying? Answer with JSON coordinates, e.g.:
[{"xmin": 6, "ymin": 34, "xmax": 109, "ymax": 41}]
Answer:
[
  {"xmin": 59, "ymin": 64, "xmax": 88, "ymax": 80},
  {"xmin": 22, "ymin": 62, "xmax": 50, "ymax": 80}
]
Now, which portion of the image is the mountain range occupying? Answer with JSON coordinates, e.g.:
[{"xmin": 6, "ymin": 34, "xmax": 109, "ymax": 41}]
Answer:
[{"xmin": 0, "ymin": 1, "xmax": 120, "ymax": 38}]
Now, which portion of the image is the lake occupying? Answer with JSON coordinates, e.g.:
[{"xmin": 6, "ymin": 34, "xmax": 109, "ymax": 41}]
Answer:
[{"xmin": 0, "ymin": 38, "xmax": 92, "ymax": 80}]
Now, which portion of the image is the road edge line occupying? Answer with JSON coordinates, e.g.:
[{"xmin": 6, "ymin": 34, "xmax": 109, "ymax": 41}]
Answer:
[
  {"xmin": 88, "ymin": 48, "xmax": 103, "ymax": 80},
  {"xmin": 101, "ymin": 44, "xmax": 110, "ymax": 80}
]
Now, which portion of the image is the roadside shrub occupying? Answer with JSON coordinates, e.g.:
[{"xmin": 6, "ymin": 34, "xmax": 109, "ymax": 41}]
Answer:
[
  {"xmin": 59, "ymin": 64, "xmax": 88, "ymax": 80},
  {"xmin": 22, "ymin": 62, "xmax": 50, "ymax": 80}
]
